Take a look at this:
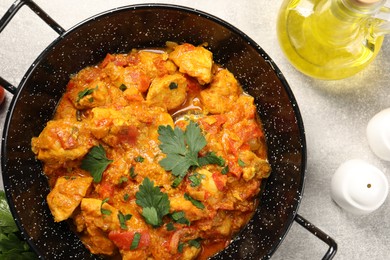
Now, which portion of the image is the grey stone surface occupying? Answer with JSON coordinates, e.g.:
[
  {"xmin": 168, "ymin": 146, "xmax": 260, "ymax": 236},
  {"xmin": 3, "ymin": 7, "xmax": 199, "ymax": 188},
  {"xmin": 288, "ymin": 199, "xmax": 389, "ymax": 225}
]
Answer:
[{"xmin": 0, "ymin": 0, "xmax": 389, "ymax": 259}]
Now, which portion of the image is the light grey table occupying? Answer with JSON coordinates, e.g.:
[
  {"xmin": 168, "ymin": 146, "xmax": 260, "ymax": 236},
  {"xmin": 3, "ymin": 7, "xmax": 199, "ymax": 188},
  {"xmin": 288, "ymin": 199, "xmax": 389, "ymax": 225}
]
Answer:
[{"xmin": 1, "ymin": 0, "xmax": 389, "ymax": 259}]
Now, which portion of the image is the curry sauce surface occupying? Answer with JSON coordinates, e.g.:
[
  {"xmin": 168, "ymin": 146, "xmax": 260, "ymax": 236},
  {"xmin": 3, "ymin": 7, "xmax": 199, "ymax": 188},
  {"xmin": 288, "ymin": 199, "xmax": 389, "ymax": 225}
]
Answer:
[{"xmin": 31, "ymin": 42, "xmax": 271, "ymax": 260}]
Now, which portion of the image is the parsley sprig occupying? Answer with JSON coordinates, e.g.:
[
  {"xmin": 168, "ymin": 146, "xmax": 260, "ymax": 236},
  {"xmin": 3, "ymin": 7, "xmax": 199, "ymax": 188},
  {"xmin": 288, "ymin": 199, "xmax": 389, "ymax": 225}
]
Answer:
[
  {"xmin": 135, "ymin": 178, "xmax": 170, "ymax": 227},
  {"xmin": 81, "ymin": 144, "xmax": 113, "ymax": 183},
  {"xmin": 0, "ymin": 191, "xmax": 38, "ymax": 259},
  {"xmin": 158, "ymin": 121, "xmax": 225, "ymax": 186}
]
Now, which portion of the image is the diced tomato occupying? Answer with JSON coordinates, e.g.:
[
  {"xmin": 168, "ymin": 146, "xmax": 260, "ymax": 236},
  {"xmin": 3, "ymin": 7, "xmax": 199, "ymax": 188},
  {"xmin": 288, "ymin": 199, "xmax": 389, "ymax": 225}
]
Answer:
[
  {"xmin": 127, "ymin": 53, "xmax": 140, "ymax": 66},
  {"xmin": 198, "ymin": 115, "xmax": 227, "ymax": 134},
  {"xmin": 153, "ymin": 58, "xmax": 169, "ymax": 77},
  {"xmin": 212, "ymin": 172, "xmax": 227, "ymax": 191},
  {"xmin": 185, "ymin": 76, "xmax": 202, "ymax": 94},
  {"xmin": 228, "ymin": 160, "xmax": 242, "ymax": 179},
  {"xmin": 100, "ymin": 53, "xmax": 116, "ymax": 68},
  {"xmin": 98, "ymin": 182, "xmax": 114, "ymax": 198},
  {"xmin": 117, "ymin": 125, "xmax": 138, "ymax": 145},
  {"xmin": 236, "ymin": 122, "xmax": 263, "ymax": 143},
  {"xmin": 108, "ymin": 230, "xmax": 150, "ymax": 250},
  {"xmin": 54, "ymin": 128, "xmax": 76, "ymax": 149}
]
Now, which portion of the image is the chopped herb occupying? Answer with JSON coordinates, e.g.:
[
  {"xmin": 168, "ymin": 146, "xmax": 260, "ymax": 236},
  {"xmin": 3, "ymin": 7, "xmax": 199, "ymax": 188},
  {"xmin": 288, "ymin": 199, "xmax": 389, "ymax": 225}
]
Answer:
[
  {"xmin": 119, "ymin": 84, "xmax": 128, "ymax": 91},
  {"xmin": 171, "ymin": 177, "xmax": 183, "ymax": 188},
  {"xmin": 81, "ymin": 144, "xmax": 113, "ymax": 183},
  {"xmin": 166, "ymin": 222, "xmax": 175, "ymax": 231},
  {"xmin": 171, "ymin": 211, "xmax": 190, "ymax": 225},
  {"xmin": 0, "ymin": 191, "xmax": 37, "ymax": 259},
  {"xmin": 88, "ymin": 97, "xmax": 94, "ymax": 103},
  {"xmin": 77, "ymin": 86, "xmax": 97, "ymax": 102},
  {"xmin": 188, "ymin": 238, "xmax": 202, "ymax": 249},
  {"xmin": 118, "ymin": 176, "xmax": 128, "ymax": 184},
  {"xmin": 178, "ymin": 242, "xmax": 185, "ymax": 253},
  {"xmin": 169, "ymin": 82, "xmax": 178, "ymax": 90},
  {"xmin": 101, "ymin": 198, "xmax": 112, "ymax": 216},
  {"xmin": 130, "ymin": 232, "xmax": 141, "ymax": 250},
  {"xmin": 134, "ymin": 156, "xmax": 145, "ymax": 163},
  {"xmin": 129, "ymin": 166, "xmax": 137, "ymax": 179},
  {"xmin": 238, "ymin": 159, "xmax": 246, "ymax": 167},
  {"xmin": 184, "ymin": 193, "xmax": 205, "ymax": 210},
  {"xmin": 158, "ymin": 121, "xmax": 208, "ymax": 186},
  {"xmin": 135, "ymin": 178, "xmax": 170, "ymax": 227},
  {"xmin": 221, "ymin": 165, "xmax": 229, "ymax": 175},
  {"xmin": 188, "ymin": 172, "xmax": 204, "ymax": 187},
  {"xmin": 118, "ymin": 211, "xmax": 132, "ymax": 230},
  {"xmin": 123, "ymin": 193, "xmax": 130, "ymax": 201}
]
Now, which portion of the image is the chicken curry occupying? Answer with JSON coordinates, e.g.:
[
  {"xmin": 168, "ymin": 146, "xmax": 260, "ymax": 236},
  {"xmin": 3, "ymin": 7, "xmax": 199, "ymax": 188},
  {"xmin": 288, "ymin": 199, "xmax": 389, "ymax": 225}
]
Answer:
[{"xmin": 31, "ymin": 42, "xmax": 271, "ymax": 259}]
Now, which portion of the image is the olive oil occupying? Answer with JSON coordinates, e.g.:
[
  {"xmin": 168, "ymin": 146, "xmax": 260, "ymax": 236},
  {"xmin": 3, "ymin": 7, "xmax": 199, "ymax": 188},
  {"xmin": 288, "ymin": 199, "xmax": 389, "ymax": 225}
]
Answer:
[{"xmin": 277, "ymin": 0, "xmax": 385, "ymax": 80}]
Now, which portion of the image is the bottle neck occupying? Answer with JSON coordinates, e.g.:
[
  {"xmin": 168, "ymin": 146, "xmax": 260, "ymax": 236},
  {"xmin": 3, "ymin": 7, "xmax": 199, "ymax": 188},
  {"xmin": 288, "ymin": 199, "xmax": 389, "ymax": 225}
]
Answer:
[
  {"xmin": 335, "ymin": 0, "xmax": 385, "ymax": 21},
  {"xmin": 312, "ymin": 0, "xmax": 382, "ymax": 46}
]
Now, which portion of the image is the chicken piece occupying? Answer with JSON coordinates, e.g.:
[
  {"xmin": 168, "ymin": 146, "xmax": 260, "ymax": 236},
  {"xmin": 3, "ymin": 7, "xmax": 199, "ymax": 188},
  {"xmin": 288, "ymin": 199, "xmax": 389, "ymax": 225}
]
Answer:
[
  {"xmin": 169, "ymin": 43, "xmax": 213, "ymax": 85},
  {"xmin": 239, "ymin": 150, "xmax": 271, "ymax": 181},
  {"xmin": 186, "ymin": 168, "xmax": 223, "ymax": 202},
  {"xmin": 81, "ymin": 227, "xmax": 117, "ymax": 256},
  {"xmin": 146, "ymin": 73, "xmax": 187, "ymax": 110},
  {"xmin": 31, "ymin": 120, "xmax": 95, "ymax": 166},
  {"xmin": 47, "ymin": 176, "xmax": 93, "ymax": 222},
  {"xmin": 66, "ymin": 66, "xmax": 110, "ymax": 110},
  {"xmin": 138, "ymin": 51, "xmax": 177, "ymax": 79},
  {"xmin": 78, "ymin": 198, "xmax": 125, "ymax": 255},
  {"xmin": 169, "ymin": 194, "xmax": 209, "ymax": 221},
  {"xmin": 80, "ymin": 198, "xmax": 121, "ymax": 232},
  {"xmin": 200, "ymin": 69, "xmax": 240, "ymax": 114},
  {"xmin": 182, "ymin": 246, "xmax": 202, "ymax": 260}
]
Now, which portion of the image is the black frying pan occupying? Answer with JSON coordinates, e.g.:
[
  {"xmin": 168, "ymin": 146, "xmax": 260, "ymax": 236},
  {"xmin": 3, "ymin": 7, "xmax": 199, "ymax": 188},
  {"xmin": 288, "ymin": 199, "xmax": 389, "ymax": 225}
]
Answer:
[{"xmin": 0, "ymin": 1, "xmax": 337, "ymax": 259}]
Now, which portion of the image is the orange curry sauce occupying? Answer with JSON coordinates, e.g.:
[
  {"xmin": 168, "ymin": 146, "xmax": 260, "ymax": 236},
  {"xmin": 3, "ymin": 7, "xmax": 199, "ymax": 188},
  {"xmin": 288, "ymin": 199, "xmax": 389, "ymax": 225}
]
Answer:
[{"xmin": 31, "ymin": 42, "xmax": 271, "ymax": 260}]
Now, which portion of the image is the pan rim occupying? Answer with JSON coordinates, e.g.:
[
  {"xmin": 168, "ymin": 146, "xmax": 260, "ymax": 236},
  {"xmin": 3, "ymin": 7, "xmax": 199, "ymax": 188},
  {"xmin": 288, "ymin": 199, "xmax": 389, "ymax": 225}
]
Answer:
[{"xmin": 1, "ymin": 3, "xmax": 307, "ymax": 259}]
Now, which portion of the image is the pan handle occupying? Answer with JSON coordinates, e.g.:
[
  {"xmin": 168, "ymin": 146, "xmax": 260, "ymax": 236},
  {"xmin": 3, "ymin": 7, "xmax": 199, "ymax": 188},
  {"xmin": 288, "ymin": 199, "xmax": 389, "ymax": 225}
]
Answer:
[
  {"xmin": 294, "ymin": 214, "xmax": 337, "ymax": 260},
  {"xmin": 0, "ymin": 0, "xmax": 65, "ymax": 94}
]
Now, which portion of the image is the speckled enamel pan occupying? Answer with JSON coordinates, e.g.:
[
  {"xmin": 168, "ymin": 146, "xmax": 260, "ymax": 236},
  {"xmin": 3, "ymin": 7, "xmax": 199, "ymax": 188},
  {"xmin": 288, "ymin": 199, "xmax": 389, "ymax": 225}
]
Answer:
[{"xmin": 0, "ymin": 1, "xmax": 337, "ymax": 259}]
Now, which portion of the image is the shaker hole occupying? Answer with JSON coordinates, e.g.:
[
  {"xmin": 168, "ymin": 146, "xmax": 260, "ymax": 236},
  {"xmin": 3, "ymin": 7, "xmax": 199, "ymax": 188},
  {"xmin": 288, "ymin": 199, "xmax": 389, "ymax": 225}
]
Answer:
[{"xmin": 367, "ymin": 184, "xmax": 372, "ymax": 188}]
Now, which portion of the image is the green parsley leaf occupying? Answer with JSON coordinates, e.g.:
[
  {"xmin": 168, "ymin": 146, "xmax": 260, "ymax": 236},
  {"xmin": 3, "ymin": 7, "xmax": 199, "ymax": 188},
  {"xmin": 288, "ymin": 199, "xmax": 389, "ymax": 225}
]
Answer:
[
  {"xmin": 134, "ymin": 156, "xmax": 145, "ymax": 163},
  {"xmin": 221, "ymin": 165, "xmax": 229, "ymax": 175},
  {"xmin": 166, "ymin": 222, "xmax": 175, "ymax": 231},
  {"xmin": 158, "ymin": 121, "xmax": 207, "ymax": 185},
  {"xmin": 171, "ymin": 211, "xmax": 190, "ymax": 225},
  {"xmin": 119, "ymin": 84, "xmax": 128, "ymax": 91},
  {"xmin": 118, "ymin": 211, "xmax": 132, "ymax": 230},
  {"xmin": 81, "ymin": 144, "xmax": 113, "ymax": 183},
  {"xmin": 0, "ymin": 192, "xmax": 17, "ymax": 234},
  {"xmin": 178, "ymin": 242, "xmax": 185, "ymax": 253},
  {"xmin": 169, "ymin": 82, "xmax": 178, "ymax": 90},
  {"xmin": 123, "ymin": 193, "xmax": 130, "ymax": 201},
  {"xmin": 118, "ymin": 176, "xmax": 128, "ymax": 184},
  {"xmin": 188, "ymin": 172, "xmax": 204, "ymax": 187},
  {"xmin": 238, "ymin": 159, "xmax": 246, "ymax": 167},
  {"xmin": 198, "ymin": 152, "xmax": 225, "ymax": 167},
  {"xmin": 130, "ymin": 232, "xmax": 141, "ymax": 250},
  {"xmin": 135, "ymin": 178, "xmax": 170, "ymax": 227},
  {"xmin": 77, "ymin": 86, "xmax": 97, "ymax": 102},
  {"xmin": 171, "ymin": 177, "xmax": 183, "ymax": 188},
  {"xmin": 129, "ymin": 166, "xmax": 137, "ymax": 179},
  {"xmin": 101, "ymin": 198, "xmax": 112, "ymax": 216},
  {"xmin": 188, "ymin": 238, "xmax": 202, "ymax": 249},
  {"xmin": 184, "ymin": 193, "xmax": 205, "ymax": 210},
  {"xmin": 0, "ymin": 191, "xmax": 38, "ymax": 259}
]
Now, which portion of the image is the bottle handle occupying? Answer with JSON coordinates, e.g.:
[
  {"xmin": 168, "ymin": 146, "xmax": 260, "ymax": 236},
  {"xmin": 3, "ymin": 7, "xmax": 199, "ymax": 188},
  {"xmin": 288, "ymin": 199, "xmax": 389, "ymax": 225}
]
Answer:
[
  {"xmin": 372, "ymin": 3, "xmax": 390, "ymax": 36},
  {"xmin": 0, "ymin": 0, "xmax": 65, "ymax": 94}
]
